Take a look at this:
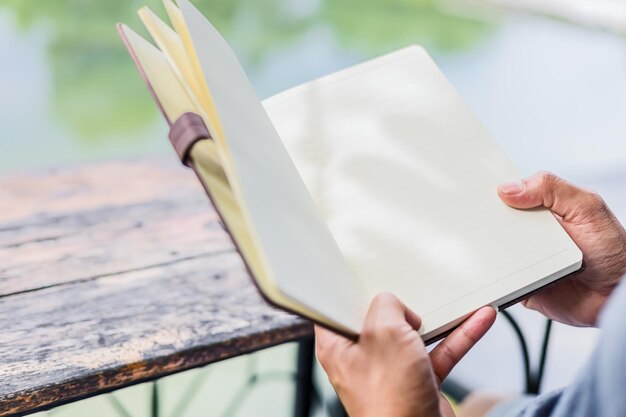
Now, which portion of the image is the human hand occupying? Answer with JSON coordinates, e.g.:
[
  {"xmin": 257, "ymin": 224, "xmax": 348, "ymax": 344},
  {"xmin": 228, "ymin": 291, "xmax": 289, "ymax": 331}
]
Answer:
[
  {"xmin": 498, "ymin": 171, "xmax": 626, "ymax": 326},
  {"xmin": 315, "ymin": 293, "xmax": 496, "ymax": 417}
]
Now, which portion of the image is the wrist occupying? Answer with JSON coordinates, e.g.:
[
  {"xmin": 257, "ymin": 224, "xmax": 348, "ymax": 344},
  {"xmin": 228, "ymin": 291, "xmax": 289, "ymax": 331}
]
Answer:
[{"xmin": 359, "ymin": 400, "xmax": 441, "ymax": 417}]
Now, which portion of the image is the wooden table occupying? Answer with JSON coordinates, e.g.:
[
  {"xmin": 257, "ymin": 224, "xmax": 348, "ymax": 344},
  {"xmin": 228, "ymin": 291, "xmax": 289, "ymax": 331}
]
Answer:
[{"xmin": 0, "ymin": 158, "xmax": 313, "ymax": 417}]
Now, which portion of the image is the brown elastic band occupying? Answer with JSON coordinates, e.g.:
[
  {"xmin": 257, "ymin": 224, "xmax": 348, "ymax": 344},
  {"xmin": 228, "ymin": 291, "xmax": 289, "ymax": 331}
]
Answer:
[{"xmin": 168, "ymin": 112, "xmax": 211, "ymax": 167}]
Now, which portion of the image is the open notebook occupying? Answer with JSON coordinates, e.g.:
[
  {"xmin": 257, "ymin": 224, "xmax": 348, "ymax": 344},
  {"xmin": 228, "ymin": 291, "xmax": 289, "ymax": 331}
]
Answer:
[{"xmin": 117, "ymin": 0, "xmax": 582, "ymax": 342}]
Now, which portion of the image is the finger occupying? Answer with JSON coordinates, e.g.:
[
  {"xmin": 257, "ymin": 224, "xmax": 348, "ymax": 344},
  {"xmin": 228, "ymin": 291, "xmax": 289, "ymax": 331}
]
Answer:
[
  {"xmin": 522, "ymin": 293, "xmax": 550, "ymax": 317},
  {"xmin": 404, "ymin": 303, "xmax": 423, "ymax": 331},
  {"xmin": 314, "ymin": 324, "xmax": 351, "ymax": 347},
  {"xmin": 524, "ymin": 286, "xmax": 599, "ymax": 326},
  {"xmin": 497, "ymin": 171, "xmax": 601, "ymax": 221},
  {"xmin": 363, "ymin": 293, "xmax": 422, "ymax": 333},
  {"xmin": 314, "ymin": 324, "xmax": 351, "ymax": 351},
  {"xmin": 430, "ymin": 306, "xmax": 496, "ymax": 383},
  {"xmin": 314, "ymin": 324, "xmax": 351, "ymax": 366}
]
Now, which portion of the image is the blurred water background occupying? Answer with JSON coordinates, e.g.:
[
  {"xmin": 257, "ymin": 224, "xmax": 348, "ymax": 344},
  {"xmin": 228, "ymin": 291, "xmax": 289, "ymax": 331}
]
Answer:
[{"xmin": 1, "ymin": 0, "xmax": 625, "ymax": 416}]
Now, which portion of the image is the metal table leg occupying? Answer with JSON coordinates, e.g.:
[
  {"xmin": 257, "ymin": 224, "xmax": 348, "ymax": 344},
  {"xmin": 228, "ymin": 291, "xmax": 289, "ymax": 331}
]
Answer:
[{"xmin": 294, "ymin": 336, "xmax": 315, "ymax": 417}]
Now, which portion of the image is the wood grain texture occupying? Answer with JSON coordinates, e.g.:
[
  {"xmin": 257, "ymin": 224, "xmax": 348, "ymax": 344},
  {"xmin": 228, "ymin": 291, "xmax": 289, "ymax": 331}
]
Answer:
[{"xmin": 0, "ymin": 158, "xmax": 311, "ymax": 417}]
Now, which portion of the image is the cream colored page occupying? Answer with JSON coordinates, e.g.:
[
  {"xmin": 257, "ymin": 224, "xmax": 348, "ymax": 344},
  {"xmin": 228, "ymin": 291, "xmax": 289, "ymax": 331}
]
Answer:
[
  {"xmin": 263, "ymin": 46, "xmax": 582, "ymax": 338},
  {"xmin": 138, "ymin": 7, "xmax": 203, "ymax": 113},
  {"xmin": 177, "ymin": 0, "xmax": 368, "ymax": 332},
  {"xmin": 121, "ymin": 20, "xmax": 359, "ymax": 334},
  {"xmin": 190, "ymin": 142, "xmax": 356, "ymax": 335},
  {"xmin": 163, "ymin": 0, "xmax": 225, "ymax": 149},
  {"xmin": 118, "ymin": 24, "xmax": 195, "ymax": 123}
]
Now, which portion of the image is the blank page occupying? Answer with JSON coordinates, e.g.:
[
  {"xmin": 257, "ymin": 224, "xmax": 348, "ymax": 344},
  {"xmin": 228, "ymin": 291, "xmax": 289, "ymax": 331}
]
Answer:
[
  {"xmin": 177, "ymin": 0, "xmax": 368, "ymax": 333},
  {"xmin": 264, "ymin": 46, "xmax": 582, "ymax": 338}
]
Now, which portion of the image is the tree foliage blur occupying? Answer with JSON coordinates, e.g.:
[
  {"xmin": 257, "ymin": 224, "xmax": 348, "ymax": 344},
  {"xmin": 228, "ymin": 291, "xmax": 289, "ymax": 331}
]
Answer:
[{"xmin": 0, "ymin": 0, "xmax": 491, "ymax": 141}]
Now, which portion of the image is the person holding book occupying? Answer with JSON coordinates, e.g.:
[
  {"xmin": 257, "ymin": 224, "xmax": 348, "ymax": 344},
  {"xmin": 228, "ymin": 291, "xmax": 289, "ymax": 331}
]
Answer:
[
  {"xmin": 122, "ymin": 4, "xmax": 586, "ymax": 345},
  {"xmin": 316, "ymin": 171, "xmax": 626, "ymax": 417},
  {"xmin": 118, "ymin": 6, "xmax": 622, "ymax": 416}
]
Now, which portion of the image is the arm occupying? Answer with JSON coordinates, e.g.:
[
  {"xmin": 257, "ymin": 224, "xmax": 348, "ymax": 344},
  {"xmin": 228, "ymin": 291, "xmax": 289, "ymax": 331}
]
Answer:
[{"xmin": 484, "ymin": 280, "xmax": 626, "ymax": 417}]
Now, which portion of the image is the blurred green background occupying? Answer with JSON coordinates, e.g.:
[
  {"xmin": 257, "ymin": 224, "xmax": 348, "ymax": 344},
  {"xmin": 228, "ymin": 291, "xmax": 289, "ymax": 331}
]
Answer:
[
  {"xmin": 0, "ymin": 0, "xmax": 492, "ymax": 174},
  {"xmin": 2, "ymin": 0, "xmax": 625, "ymax": 178},
  {"xmin": 1, "ymin": 0, "xmax": 626, "ymax": 416}
]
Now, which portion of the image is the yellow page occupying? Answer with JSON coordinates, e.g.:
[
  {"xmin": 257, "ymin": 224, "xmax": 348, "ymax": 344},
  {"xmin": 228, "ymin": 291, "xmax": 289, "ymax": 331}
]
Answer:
[
  {"xmin": 138, "ymin": 7, "xmax": 203, "ymax": 116},
  {"xmin": 118, "ymin": 24, "xmax": 357, "ymax": 333},
  {"xmin": 263, "ymin": 46, "xmax": 582, "ymax": 339},
  {"xmin": 177, "ymin": 0, "xmax": 368, "ymax": 333},
  {"xmin": 162, "ymin": 0, "xmax": 230, "ymax": 162},
  {"xmin": 117, "ymin": 24, "xmax": 195, "ymax": 124},
  {"xmin": 116, "ymin": 25, "xmax": 262, "ymax": 304}
]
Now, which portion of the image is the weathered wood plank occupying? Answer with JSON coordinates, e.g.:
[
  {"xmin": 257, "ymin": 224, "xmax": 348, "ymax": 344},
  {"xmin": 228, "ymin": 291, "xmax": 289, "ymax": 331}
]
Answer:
[
  {"xmin": 0, "ymin": 158, "xmax": 230, "ymax": 296},
  {"xmin": 0, "ymin": 159, "xmax": 195, "ymax": 224},
  {"xmin": 0, "ymin": 254, "xmax": 310, "ymax": 416},
  {"xmin": 0, "ymin": 158, "xmax": 312, "ymax": 416}
]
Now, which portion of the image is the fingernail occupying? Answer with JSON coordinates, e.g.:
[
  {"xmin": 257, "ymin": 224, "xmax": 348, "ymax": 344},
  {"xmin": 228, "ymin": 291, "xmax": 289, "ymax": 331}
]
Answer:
[{"xmin": 498, "ymin": 179, "xmax": 524, "ymax": 195}]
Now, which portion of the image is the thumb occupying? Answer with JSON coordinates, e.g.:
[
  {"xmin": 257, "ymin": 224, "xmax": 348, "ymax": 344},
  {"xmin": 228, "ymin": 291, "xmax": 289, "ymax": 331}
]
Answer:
[
  {"xmin": 497, "ymin": 171, "xmax": 602, "ymax": 222},
  {"xmin": 429, "ymin": 306, "xmax": 496, "ymax": 383}
]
